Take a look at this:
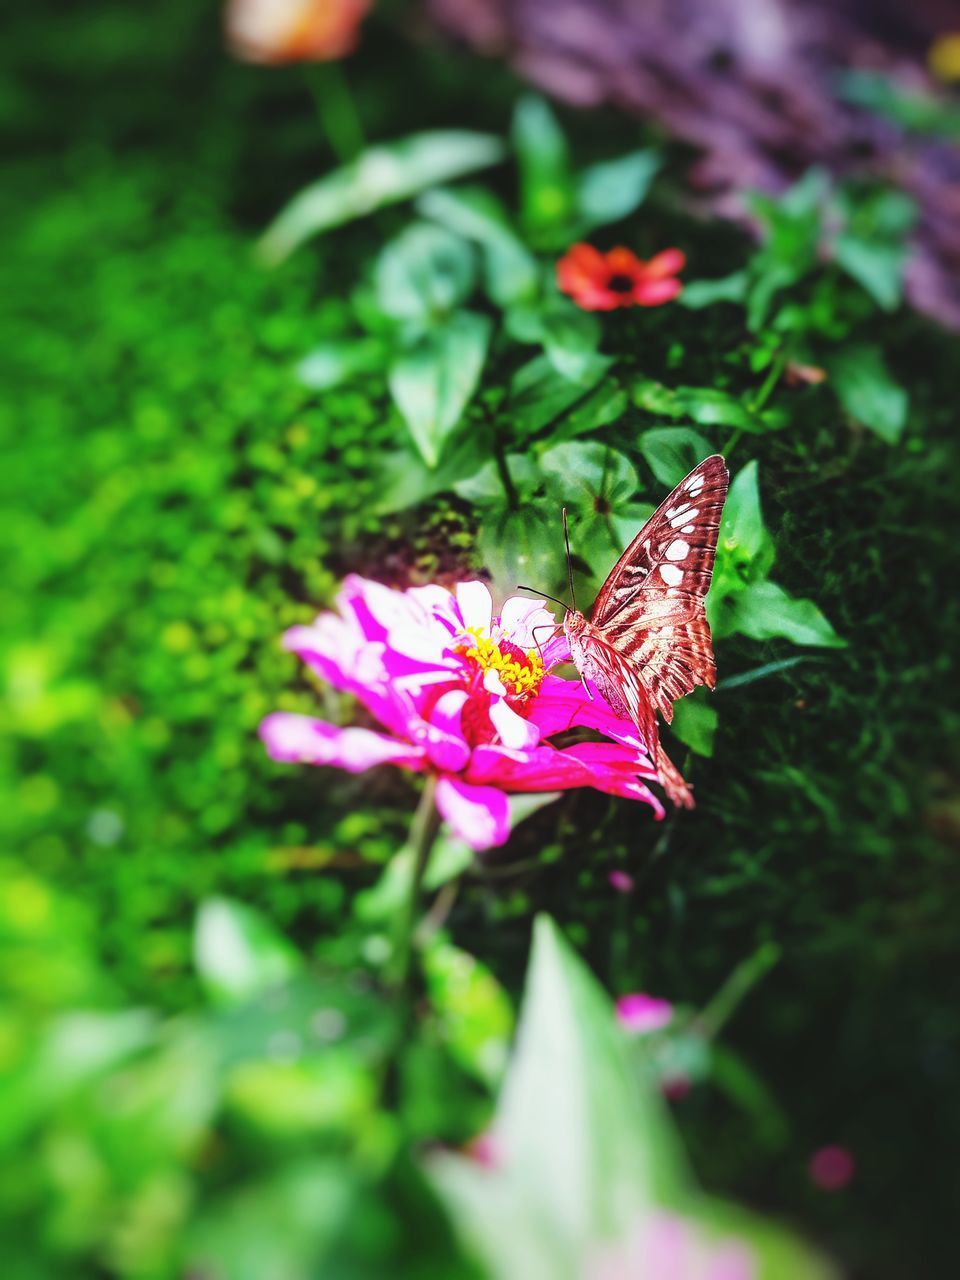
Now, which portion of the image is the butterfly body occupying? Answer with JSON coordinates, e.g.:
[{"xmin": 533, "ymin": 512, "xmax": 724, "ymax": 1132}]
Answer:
[{"xmin": 563, "ymin": 455, "xmax": 729, "ymax": 809}]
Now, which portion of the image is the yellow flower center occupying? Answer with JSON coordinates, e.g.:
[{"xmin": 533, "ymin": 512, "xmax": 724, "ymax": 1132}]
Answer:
[{"xmin": 459, "ymin": 627, "xmax": 545, "ymax": 699}]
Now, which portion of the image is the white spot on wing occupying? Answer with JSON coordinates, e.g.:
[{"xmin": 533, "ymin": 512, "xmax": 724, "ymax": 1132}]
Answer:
[
  {"xmin": 686, "ymin": 477, "xmax": 704, "ymax": 496},
  {"xmin": 660, "ymin": 564, "xmax": 683, "ymax": 586},
  {"xmin": 666, "ymin": 539, "xmax": 690, "ymax": 561},
  {"xmin": 681, "ymin": 525, "xmax": 695, "ymax": 534}
]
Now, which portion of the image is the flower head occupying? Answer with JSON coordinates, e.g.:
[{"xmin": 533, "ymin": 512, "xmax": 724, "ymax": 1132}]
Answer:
[
  {"xmin": 557, "ymin": 243, "xmax": 685, "ymax": 311},
  {"xmin": 616, "ymin": 992, "xmax": 674, "ymax": 1035},
  {"xmin": 260, "ymin": 577, "xmax": 663, "ymax": 851},
  {"xmin": 226, "ymin": 0, "xmax": 370, "ymax": 64}
]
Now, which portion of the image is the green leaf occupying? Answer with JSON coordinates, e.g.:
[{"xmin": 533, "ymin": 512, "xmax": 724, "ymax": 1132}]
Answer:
[
  {"xmin": 453, "ymin": 452, "xmax": 540, "ymax": 507},
  {"xmin": 550, "ymin": 379, "xmax": 627, "ymax": 441},
  {"xmin": 388, "ymin": 311, "xmax": 492, "ymax": 466},
  {"xmin": 826, "ymin": 343, "xmax": 908, "ymax": 443},
  {"xmin": 639, "ymin": 427, "xmax": 713, "ymax": 486},
  {"xmin": 539, "ymin": 304, "xmax": 603, "ymax": 383},
  {"xmin": 296, "ymin": 338, "xmax": 385, "ymax": 391},
  {"xmin": 258, "ymin": 131, "xmax": 506, "ymax": 263},
  {"xmin": 477, "ymin": 505, "xmax": 560, "ymax": 601},
  {"xmin": 632, "ymin": 379, "xmax": 770, "ymax": 433},
  {"xmin": 374, "ymin": 222, "xmax": 476, "ymax": 322},
  {"xmin": 428, "ymin": 917, "xmax": 833, "ymax": 1280},
  {"xmin": 670, "ymin": 694, "xmax": 718, "ymax": 757},
  {"xmin": 509, "ymin": 356, "xmax": 603, "ymax": 437},
  {"xmin": 721, "ymin": 580, "xmax": 845, "ymax": 648},
  {"xmin": 679, "ymin": 271, "xmax": 748, "ymax": 309},
  {"xmin": 372, "ymin": 436, "xmax": 485, "ymax": 514},
  {"xmin": 576, "ymin": 150, "xmax": 661, "ymax": 230},
  {"xmin": 424, "ymin": 940, "xmax": 515, "ymax": 1088},
  {"xmin": 718, "ymin": 461, "xmax": 776, "ymax": 576},
  {"xmin": 418, "ymin": 186, "xmax": 539, "ymax": 306},
  {"xmin": 512, "ymin": 96, "xmax": 575, "ymax": 236},
  {"xmin": 194, "ymin": 897, "xmax": 302, "ymax": 1007},
  {"xmin": 540, "ymin": 441, "xmax": 638, "ymax": 514},
  {"xmin": 837, "ymin": 69, "xmax": 960, "ymax": 139},
  {"xmin": 832, "ymin": 233, "xmax": 904, "ymax": 310}
]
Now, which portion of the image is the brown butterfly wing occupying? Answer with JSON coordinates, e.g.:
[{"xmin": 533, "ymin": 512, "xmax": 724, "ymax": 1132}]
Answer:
[{"xmin": 588, "ymin": 455, "xmax": 728, "ymax": 723}]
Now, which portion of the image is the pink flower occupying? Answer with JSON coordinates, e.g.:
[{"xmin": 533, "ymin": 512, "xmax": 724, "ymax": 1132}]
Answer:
[
  {"xmin": 260, "ymin": 577, "xmax": 663, "ymax": 851},
  {"xmin": 608, "ymin": 869, "xmax": 635, "ymax": 893},
  {"xmin": 557, "ymin": 243, "xmax": 686, "ymax": 311},
  {"xmin": 589, "ymin": 1212, "xmax": 756, "ymax": 1280},
  {"xmin": 616, "ymin": 992, "xmax": 675, "ymax": 1035},
  {"xmin": 808, "ymin": 1145, "xmax": 855, "ymax": 1191}
]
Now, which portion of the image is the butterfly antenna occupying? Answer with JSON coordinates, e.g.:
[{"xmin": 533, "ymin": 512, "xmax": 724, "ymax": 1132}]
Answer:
[
  {"xmin": 516, "ymin": 586, "xmax": 571, "ymax": 612},
  {"xmin": 562, "ymin": 507, "xmax": 577, "ymax": 612}
]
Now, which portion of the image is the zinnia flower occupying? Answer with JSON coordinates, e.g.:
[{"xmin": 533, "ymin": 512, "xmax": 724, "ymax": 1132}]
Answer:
[
  {"xmin": 226, "ymin": 0, "xmax": 370, "ymax": 64},
  {"xmin": 260, "ymin": 576, "xmax": 663, "ymax": 851},
  {"xmin": 557, "ymin": 243, "xmax": 685, "ymax": 311}
]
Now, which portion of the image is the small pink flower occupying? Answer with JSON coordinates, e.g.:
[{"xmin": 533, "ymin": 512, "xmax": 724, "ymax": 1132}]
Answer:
[
  {"xmin": 608, "ymin": 869, "xmax": 635, "ymax": 893},
  {"xmin": 261, "ymin": 577, "xmax": 664, "ymax": 851},
  {"xmin": 616, "ymin": 992, "xmax": 674, "ymax": 1035},
  {"xmin": 809, "ymin": 1145, "xmax": 855, "ymax": 1191},
  {"xmin": 589, "ymin": 1212, "xmax": 756, "ymax": 1280}
]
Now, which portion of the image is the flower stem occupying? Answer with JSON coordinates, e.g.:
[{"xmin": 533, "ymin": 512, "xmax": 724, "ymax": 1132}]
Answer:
[
  {"xmin": 693, "ymin": 941, "xmax": 780, "ymax": 1040},
  {"xmin": 750, "ymin": 346, "xmax": 788, "ymax": 414},
  {"xmin": 303, "ymin": 62, "xmax": 365, "ymax": 166},
  {"xmin": 492, "ymin": 436, "xmax": 519, "ymax": 510},
  {"xmin": 390, "ymin": 775, "xmax": 441, "ymax": 993}
]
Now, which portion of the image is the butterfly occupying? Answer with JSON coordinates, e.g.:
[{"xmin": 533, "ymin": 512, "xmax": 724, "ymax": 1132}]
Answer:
[{"xmin": 561, "ymin": 455, "xmax": 729, "ymax": 808}]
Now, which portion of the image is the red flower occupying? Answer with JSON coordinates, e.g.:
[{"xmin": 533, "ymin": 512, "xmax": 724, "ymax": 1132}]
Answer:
[{"xmin": 557, "ymin": 243, "xmax": 685, "ymax": 311}]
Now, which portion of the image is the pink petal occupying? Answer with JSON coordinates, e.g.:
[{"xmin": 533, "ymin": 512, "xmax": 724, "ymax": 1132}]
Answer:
[
  {"xmin": 490, "ymin": 697, "xmax": 541, "ymax": 750},
  {"xmin": 616, "ymin": 993, "xmax": 674, "ymax": 1034},
  {"xmin": 497, "ymin": 596, "xmax": 559, "ymax": 648},
  {"xmin": 435, "ymin": 776, "xmax": 511, "ymax": 851},
  {"xmin": 259, "ymin": 713, "xmax": 425, "ymax": 773},
  {"xmin": 643, "ymin": 248, "xmax": 686, "ymax": 279},
  {"xmin": 634, "ymin": 277, "xmax": 683, "ymax": 306},
  {"xmin": 420, "ymin": 690, "xmax": 471, "ymax": 773},
  {"xmin": 528, "ymin": 675, "xmax": 643, "ymax": 743},
  {"xmin": 456, "ymin": 581, "xmax": 493, "ymax": 634}
]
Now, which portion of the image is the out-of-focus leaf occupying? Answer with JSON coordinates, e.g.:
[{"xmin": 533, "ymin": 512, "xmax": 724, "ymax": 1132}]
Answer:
[
  {"xmin": 550, "ymin": 379, "xmax": 627, "ymax": 441},
  {"xmin": 374, "ymin": 222, "xmax": 476, "ymax": 322},
  {"xmin": 670, "ymin": 694, "xmax": 718, "ymax": 758},
  {"xmin": 388, "ymin": 311, "xmax": 492, "ymax": 466},
  {"xmin": 679, "ymin": 271, "xmax": 748, "ymax": 309},
  {"xmin": 510, "ymin": 356, "xmax": 602, "ymax": 437},
  {"xmin": 576, "ymin": 150, "xmax": 661, "ymax": 229},
  {"xmin": 373, "ymin": 437, "xmax": 485, "ymax": 514},
  {"xmin": 428, "ymin": 917, "xmax": 833, "ymax": 1280},
  {"xmin": 639, "ymin": 427, "xmax": 713, "ymax": 486},
  {"xmin": 832, "ymin": 234, "xmax": 905, "ymax": 310},
  {"xmin": 512, "ymin": 96, "xmax": 575, "ymax": 235},
  {"xmin": 296, "ymin": 338, "xmax": 385, "ymax": 390},
  {"xmin": 826, "ymin": 343, "xmax": 908, "ymax": 443},
  {"xmin": 194, "ymin": 897, "xmax": 301, "ymax": 1007},
  {"xmin": 418, "ymin": 186, "xmax": 539, "ymax": 305},
  {"xmin": 258, "ymin": 131, "xmax": 506, "ymax": 263},
  {"xmin": 719, "ymin": 580, "xmax": 845, "ymax": 648},
  {"xmin": 539, "ymin": 304, "xmax": 603, "ymax": 382},
  {"xmin": 453, "ymin": 452, "xmax": 540, "ymax": 506},
  {"xmin": 837, "ymin": 69, "xmax": 960, "ymax": 138},
  {"xmin": 424, "ymin": 940, "xmax": 514, "ymax": 1088},
  {"xmin": 633, "ymin": 379, "xmax": 771, "ymax": 433},
  {"xmin": 478, "ymin": 505, "xmax": 559, "ymax": 601}
]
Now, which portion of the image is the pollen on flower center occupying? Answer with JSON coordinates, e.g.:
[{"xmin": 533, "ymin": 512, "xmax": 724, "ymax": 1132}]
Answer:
[{"xmin": 458, "ymin": 626, "xmax": 545, "ymax": 699}]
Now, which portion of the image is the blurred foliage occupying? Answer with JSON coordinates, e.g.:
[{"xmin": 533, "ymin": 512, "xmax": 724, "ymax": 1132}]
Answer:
[{"xmin": 2, "ymin": 1, "xmax": 960, "ymax": 1277}]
